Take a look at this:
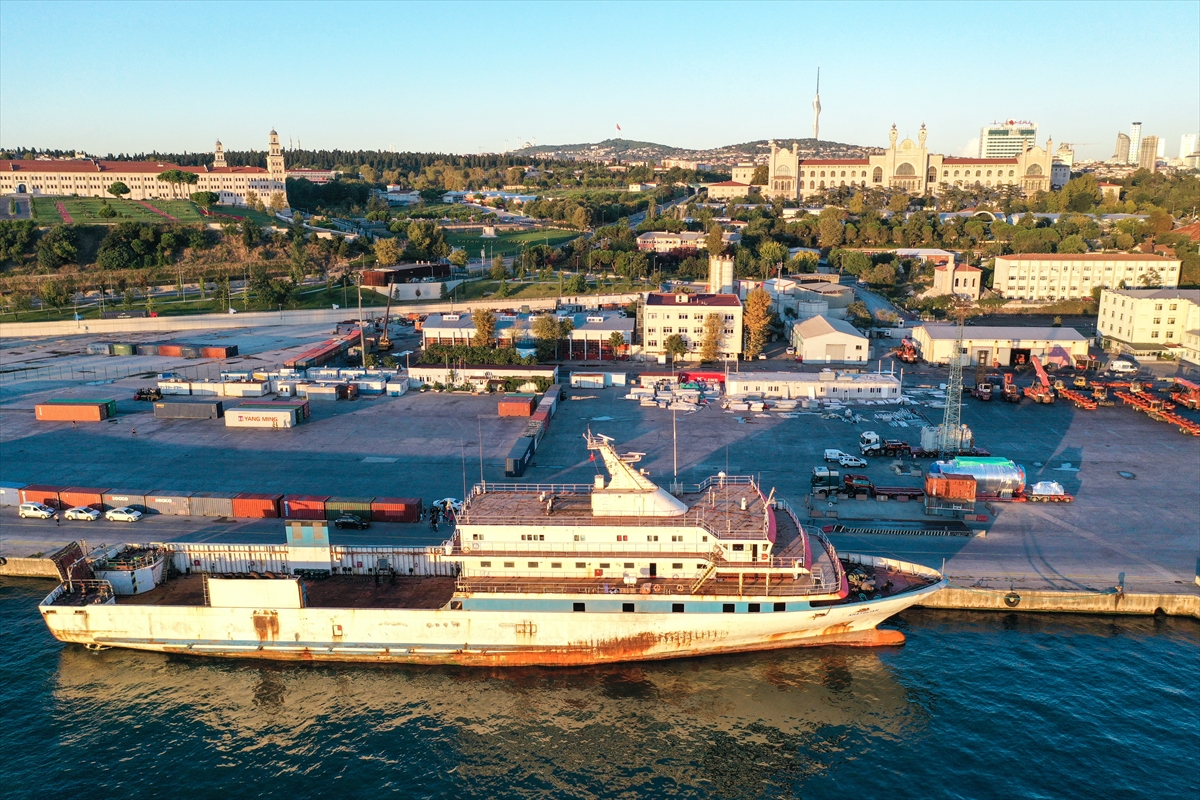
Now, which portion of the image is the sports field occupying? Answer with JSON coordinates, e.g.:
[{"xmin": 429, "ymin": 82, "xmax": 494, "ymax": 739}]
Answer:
[
  {"xmin": 30, "ymin": 197, "xmax": 205, "ymax": 225},
  {"xmin": 446, "ymin": 227, "xmax": 578, "ymax": 257}
]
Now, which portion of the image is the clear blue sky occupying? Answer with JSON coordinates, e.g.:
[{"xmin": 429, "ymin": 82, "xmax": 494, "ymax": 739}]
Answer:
[{"xmin": 2, "ymin": 0, "xmax": 1197, "ymax": 161}]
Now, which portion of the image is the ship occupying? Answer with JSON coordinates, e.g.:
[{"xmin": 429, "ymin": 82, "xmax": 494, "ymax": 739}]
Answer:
[{"xmin": 38, "ymin": 433, "xmax": 945, "ymax": 666}]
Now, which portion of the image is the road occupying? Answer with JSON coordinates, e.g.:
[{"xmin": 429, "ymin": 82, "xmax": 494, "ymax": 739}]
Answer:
[{"xmin": 853, "ymin": 284, "xmax": 914, "ymax": 324}]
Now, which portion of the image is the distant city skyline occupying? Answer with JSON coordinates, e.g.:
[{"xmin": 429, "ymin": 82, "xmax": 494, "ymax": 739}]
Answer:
[{"xmin": 1, "ymin": 1, "xmax": 1196, "ymax": 162}]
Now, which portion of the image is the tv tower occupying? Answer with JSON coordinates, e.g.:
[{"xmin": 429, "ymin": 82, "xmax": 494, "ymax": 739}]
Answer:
[{"xmin": 812, "ymin": 67, "xmax": 822, "ymax": 142}]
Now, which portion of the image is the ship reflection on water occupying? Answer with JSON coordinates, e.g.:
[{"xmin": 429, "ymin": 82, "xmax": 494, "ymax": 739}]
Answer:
[{"xmin": 52, "ymin": 641, "xmax": 928, "ymax": 796}]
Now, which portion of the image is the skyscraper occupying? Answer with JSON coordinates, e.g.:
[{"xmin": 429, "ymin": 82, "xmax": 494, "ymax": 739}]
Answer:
[
  {"xmin": 1181, "ymin": 133, "xmax": 1198, "ymax": 159},
  {"xmin": 1128, "ymin": 122, "xmax": 1142, "ymax": 165},
  {"xmin": 1114, "ymin": 133, "xmax": 1131, "ymax": 163},
  {"xmin": 979, "ymin": 120, "xmax": 1038, "ymax": 158},
  {"xmin": 1137, "ymin": 135, "xmax": 1159, "ymax": 172}
]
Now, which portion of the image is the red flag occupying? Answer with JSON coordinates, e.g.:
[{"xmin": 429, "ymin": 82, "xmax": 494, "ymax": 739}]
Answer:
[
  {"xmin": 616, "ymin": 123, "xmax": 621, "ymax": 131},
  {"xmin": 589, "ymin": 453, "xmax": 595, "ymax": 462}
]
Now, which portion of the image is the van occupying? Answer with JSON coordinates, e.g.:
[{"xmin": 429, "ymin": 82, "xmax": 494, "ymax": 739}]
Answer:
[
  {"xmin": 19, "ymin": 502, "xmax": 56, "ymax": 519},
  {"xmin": 824, "ymin": 449, "xmax": 849, "ymax": 462},
  {"xmin": 1109, "ymin": 360, "xmax": 1137, "ymax": 374}
]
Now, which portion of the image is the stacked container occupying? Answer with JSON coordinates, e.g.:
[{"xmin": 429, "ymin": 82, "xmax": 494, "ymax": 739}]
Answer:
[
  {"xmin": 370, "ymin": 497, "xmax": 422, "ymax": 523},
  {"xmin": 59, "ymin": 487, "xmax": 107, "ymax": 510},
  {"xmin": 232, "ymin": 493, "xmax": 283, "ymax": 518},
  {"xmin": 180, "ymin": 345, "xmax": 202, "ymax": 359},
  {"xmin": 103, "ymin": 490, "xmax": 148, "ymax": 512},
  {"xmin": 325, "ymin": 497, "xmax": 374, "ymax": 522},
  {"xmin": 111, "ymin": 344, "xmax": 136, "ymax": 356},
  {"xmin": 157, "ymin": 344, "xmax": 184, "ymax": 357},
  {"xmin": 136, "ymin": 344, "xmax": 159, "ymax": 356},
  {"xmin": 87, "ymin": 343, "xmax": 114, "ymax": 355},
  {"xmin": 154, "ymin": 400, "xmax": 224, "ymax": 419},
  {"xmin": 145, "ymin": 490, "xmax": 192, "ymax": 516},
  {"xmin": 505, "ymin": 436, "xmax": 536, "ymax": 477},
  {"xmin": 48, "ymin": 397, "xmax": 117, "ymax": 417},
  {"xmin": 283, "ymin": 495, "xmax": 329, "ymax": 519},
  {"xmin": 19, "ymin": 485, "xmax": 61, "ymax": 508},
  {"xmin": 189, "ymin": 492, "xmax": 237, "ymax": 516}
]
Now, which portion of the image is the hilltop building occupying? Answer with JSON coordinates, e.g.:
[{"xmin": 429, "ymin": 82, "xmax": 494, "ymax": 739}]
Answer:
[{"xmin": 0, "ymin": 131, "xmax": 287, "ymax": 206}]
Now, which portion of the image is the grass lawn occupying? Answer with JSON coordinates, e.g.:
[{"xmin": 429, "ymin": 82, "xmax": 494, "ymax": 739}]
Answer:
[
  {"xmin": 206, "ymin": 204, "xmax": 280, "ymax": 228},
  {"xmin": 29, "ymin": 196, "xmax": 204, "ymax": 225},
  {"xmin": 451, "ymin": 276, "xmax": 649, "ymax": 302},
  {"xmin": 447, "ymin": 228, "xmax": 579, "ymax": 258}
]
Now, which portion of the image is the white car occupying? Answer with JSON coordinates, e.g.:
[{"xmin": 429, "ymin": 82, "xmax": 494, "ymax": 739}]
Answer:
[
  {"xmin": 432, "ymin": 497, "xmax": 463, "ymax": 516},
  {"xmin": 824, "ymin": 449, "xmax": 850, "ymax": 463},
  {"xmin": 18, "ymin": 502, "xmax": 56, "ymax": 519},
  {"xmin": 105, "ymin": 506, "xmax": 143, "ymax": 523},
  {"xmin": 1109, "ymin": 360, "xmax": 1137, "ymax": 374},
  {"xmin": 64, "ymin": 506, "xmax": 101, "ymax": 522},
  {"xmin": 838, "ymin": 455, "xmax": 868, "ymax": 468},
  {"xmin": 785, "ymin": 347, "xmax": 796, "ymax": 355}
]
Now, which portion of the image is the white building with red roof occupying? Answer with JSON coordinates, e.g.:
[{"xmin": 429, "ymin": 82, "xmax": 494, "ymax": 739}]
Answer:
[
  {"xmin": 765, "ymin": 124, "xmax": 1054, "ymax": 203},
  {"xmin": 0, "ymin": 131, "xmax": 287, "ymax": 207},
  {"xmin": 642, "ymin": 292, "xmax": 744, "ymax": 360},
  {"xmin": 930, "ymin": 260, "xmax": 982, "ymax": 301}
]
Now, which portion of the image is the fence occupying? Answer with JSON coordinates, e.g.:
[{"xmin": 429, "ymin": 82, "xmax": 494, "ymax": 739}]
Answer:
[{"xmin": 0, "ymin": 359, "xmax": 241, "ymax": 385}]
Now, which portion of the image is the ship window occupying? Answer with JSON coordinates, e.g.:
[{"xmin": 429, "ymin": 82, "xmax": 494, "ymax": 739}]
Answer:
[
  {"xmin": 774, "ymin": 602, "xmax": 787, "ymax": 612},
  {"xmin": 504, "ymin": 561, "xmax": 514, "ymax": 568},
  {"xmin": 472, "ymin": 534, "xmax": 482, "ymax": 540},
  {"xmin": 616, "ymin": 535, "xmax": 628, "ymax": 542},
  {"xmin": 600, "ymin": 563, "xmax": 611, "ymax": 568},
  {"xmin": 480, "ymin": 561, "xmax": 491, "ymax": 567},
  {"xmin": 647, "ymin": 535, "xmax": 658, "ymax": 542},
  {"xmin": 672, "ymin": 563, "xmax": 683, "ymax": 569},
  {"xmin": 672, "ymin": 603, "xmax": 685, "ymax": 613},
  {"xmin": 573, "ymin": 602, "xmax": 585, "ymax": 612},
  {"xmin": 748, "ymin": 603, "xmax": 761, "ymax": 613},
  {"xmin": 622, "ymin": 603, "xmax": 635, "ymax": 613},
  {"xmin": 624, "ymin": 562, "xmax": 634, "ymax": 568},
  {"xmin": 551, "ymin": 562, "xmax": 562, "ymax": 568},
  {"xmin": 723, "ymin": 604, "xmax": 735, "ymax": 613},
  {"xmin": 575, "ymin": 562, "xmax": 586, "ymax": 568},
  {"xmin": 732, "ymin": 544, "xmax": 744, "ymax": 551},
  {"xmin": 574, "ymin": 534, "xmax": 586, "ymax": 541},
  {"xmin": 697, "ymin": 564, "xmax": 706, "ymax": 570},
  {"xmin": 701, "ymin": 536, "xmax": 708, "ymax": 542},
  {"xmin": 528, "ymin": 562, "xmax": 538, "ymax": 568},
  {"xmin": 671, "ymin": 535, "xmax": 683, "ymax": 542}
]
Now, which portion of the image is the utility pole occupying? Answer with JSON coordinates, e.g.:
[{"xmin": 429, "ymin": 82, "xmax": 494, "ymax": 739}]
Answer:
[{"xmin": 939, "ymin": 307, "xmax": 967, "ymax": 458}]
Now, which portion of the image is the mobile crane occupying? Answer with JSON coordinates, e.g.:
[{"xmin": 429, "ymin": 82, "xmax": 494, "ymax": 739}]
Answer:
[{"xmin": 1023, "ymin": 355, "xmax": 1056, "ymax": 404}]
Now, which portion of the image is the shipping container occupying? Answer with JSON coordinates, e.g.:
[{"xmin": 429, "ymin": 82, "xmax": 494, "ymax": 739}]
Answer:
[
  {"xmin": 370, "ymin": 497, "xmax": 422, "ymax": 523},
  {"xmin": 924, "ymin": 474, "xmax": 977, "ymax": 501},
  {"xmin": 221, "ymin": 382, "xmax": 269, "ymax": 397},
  {"xmin": 87, "ymin": 342, "xmax": 114, "ymax": 355},
  {"xmin": 305, "ymin": 385, "xmax": 340, "ymax": 401},
  {"xmin": 20, "ymin": 485, "xmax": 62, "ymax": 508},
  {"xmin": 0, "ymin": 481, "xmax": 29, "ymax": 507},
  {"xmin": 157, "ymin": 344, "xmax": 184, "ymax": 357},
  {"xmin": 48, "ymin": 397, "xmax": 117, "ymax": 417},
  {"xmin": 145, "ymin": 490, "xmax": 192, "ymax": 516},
  {"xmin": 505, "ymin": 436, "xmax": 535, "ymax": 477},
  {"xmin": 283, "ymin": 495, "xmax": 329, "ymax": 520},
  {"xmin": 239, "ymin": 401, "xmax": 308, "ymax": 421},
  {"xmin": 325, "ymin": 497, "xmax": 374, "ymax": 522},
  {"xmin": 532, "ymin": 409, "xmax": 551, "ymax": 429},
  {"xmin": 201, "ymin": 345, "xmax": 239, "ymax": 358},
  {"xmin": 136, "ymin": 344, "xmax": 160, "ymax": 356},
  {"xmin": 158, "ymin": 381, "xmax": 191, "ymax": 395},
  {"xmin": 498, "ymin": 396, "xmax": 536, "ymax": 417},
  {"xmin": 59, "ymin": 487, "xmax": 109, "ymax": 510},
  {"xmin": 111, "ymin": 343, "xmax": 136, "ymax": 356},
  {"xmin": 35, "ymin": 403, "xmax": 104, "ymax": 422},
  {"xmin": 386, "ymin": 379, "xmax": 409, "ymax": 397},
  {"xmin": 189, "ymin": 492, "xmax": 237, "ymax": 517},
  {"xmin": 180, "ymin": 346, "xmax": 201, "ymax": 359},
  {"xmin": 224, "ymin": 408, "xmax": 295, "ymax": 428},
  {"xmin": 232, "ymin": 493, "xmax": 283, "ymax": 518},
  {"xmin": 102, "ymin": 490, "xmax": 148, "ymax": 512},
  {"xmin": 190, "ymin": 381, "xmax": 222, "ymax": 396},
  {"xmin": 154, "ymin": 399, "xmax": 224, "ymax": 419},
  {"xmin": 930, "ymin": 458, "xmax": 1025, "ymax": 497}
]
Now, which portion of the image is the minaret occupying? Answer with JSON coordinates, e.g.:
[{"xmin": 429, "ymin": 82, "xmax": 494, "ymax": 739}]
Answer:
[
  {"xmin": 812, "ymin": 68, "xmax": 821, "ymax": 143},
  {"xmin": 213, "ymin": 140, "xmax": 226, "ymax": 169},
  {"xmin": 267, "ymin": 129, "xmax": 285, "ymax": 177}
]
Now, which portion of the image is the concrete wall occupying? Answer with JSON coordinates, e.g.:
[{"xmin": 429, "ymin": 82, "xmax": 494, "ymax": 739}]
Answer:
[
  {"xmin": 0, "ymin": 557, "xmax": 62, "ymax": 579},
  {"xmin": 918, "ymin": 585, "xmax": 1199, "ymax": 619}
]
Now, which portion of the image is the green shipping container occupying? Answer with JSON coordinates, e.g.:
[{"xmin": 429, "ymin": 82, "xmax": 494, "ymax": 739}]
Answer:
[
  {"xmin": 112, "ymin": 343, "xmax": 136, "ymax": 356},
  {"xmin": 48, "ymin": 398, "xmax": 117, "ymax": 418},
  {"xmin": 325, "ymin": 497, "xmax": 374, "ymax": 522}
]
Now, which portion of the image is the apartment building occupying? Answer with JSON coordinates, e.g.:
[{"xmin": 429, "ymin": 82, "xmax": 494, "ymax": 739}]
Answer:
[
  {"xmin": 992, "ymin": 253, "xmax": 1181, "ymax": 301},
  {"xmin": 642, "ymin": 293, "xmax": 743, "ymax": 361},
  {"xmin": 1097, "ymin": 288, "xmax": 1200, "ymax": 361}
]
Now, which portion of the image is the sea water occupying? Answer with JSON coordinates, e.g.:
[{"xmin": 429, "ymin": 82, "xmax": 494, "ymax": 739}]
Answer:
[{"xmin": 2, "ymin": 579, "xmax": 1196, "ymax": 799}]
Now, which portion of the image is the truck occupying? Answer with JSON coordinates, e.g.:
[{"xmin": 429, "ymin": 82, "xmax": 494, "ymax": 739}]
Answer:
[
  {"xmin": 971, "ymin": 380, "xmax": 994, "ymax": 401},
  {"xmin": 1025, "ymin": 481, "xmax": 1074, "ymax": 503},
  {"xmin": 810, "ymin": 466, "xmax": 841, "ymax": 497},
  {"xmin": 810, "ymin": 467, "xmax": 924, "ymax": 501},
  {"xmin": 858, "ymin": 431, "xmax": 943, "ymax": 459}
]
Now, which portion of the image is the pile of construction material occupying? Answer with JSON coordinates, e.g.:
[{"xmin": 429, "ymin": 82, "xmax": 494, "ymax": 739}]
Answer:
[{"xmin": 626, "ymin": 375, "xmax": 719, "ymax": 412}]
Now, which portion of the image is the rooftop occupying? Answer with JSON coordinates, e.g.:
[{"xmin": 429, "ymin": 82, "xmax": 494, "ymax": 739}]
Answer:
[
  {"xmin": 794, "ymin": 315, "xmax": 866, "ymax": 339},
  {"xmin": 1, "ymin": 159, "xmax": 267, "ymax": 175},
  {"xmin": 918, "ymin": 324, "xmax": 1087, "ymax": 341},
  {"xmin": 1103, "ymin": 288, "xmax": 1200, "ymax": 302},
  {"xmin": 646, "ymin": 293, "xmax": 741, "ymax": 307},
  {"xmin": 998, "ymin": 253, "xmax": 1179, "ymax": 262}
]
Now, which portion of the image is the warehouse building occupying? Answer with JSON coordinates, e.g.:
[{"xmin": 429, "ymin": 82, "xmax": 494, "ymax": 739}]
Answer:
[
  {"xmin": 726, "ymin": 371, "xmax": 901, "ymax": 401},
  {"xmin": 911, "ymin": 324, "xmax": 1089, "ymax": 367},
  {"xmin": 791, "ymin": 315, "xmax": 869, "ymax": 363}
]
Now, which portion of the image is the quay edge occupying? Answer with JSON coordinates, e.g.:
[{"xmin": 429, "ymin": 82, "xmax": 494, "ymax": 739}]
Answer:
[{"xmin": 917, "ymin": 586, "xmax": 1200, "ymax": 619}]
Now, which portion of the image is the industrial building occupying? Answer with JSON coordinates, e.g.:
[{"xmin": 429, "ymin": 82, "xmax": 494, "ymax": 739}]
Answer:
[
  {"xmin": 791, "ymin": 316, "xmax": 869, "ymax": 363},
  {"xmin": 725, "ymin": 370, "xmax": 901, "ymax": 401},
  {"xmin": 1096, "ymin": 288, "xmax": 1200, "ymax": 364},
  {"xmin": 911, "ymin": 324, "xmax": 1090, "ymax": 367}
]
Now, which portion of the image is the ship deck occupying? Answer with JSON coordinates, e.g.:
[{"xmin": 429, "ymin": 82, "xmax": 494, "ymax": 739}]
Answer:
[
  {"xmin": 459, "ymin": 487, "xmax": 772, "ymax": 540},
  {"xmin": 103, "ymin": 574, "xmax": 457, "ymax": 610}
]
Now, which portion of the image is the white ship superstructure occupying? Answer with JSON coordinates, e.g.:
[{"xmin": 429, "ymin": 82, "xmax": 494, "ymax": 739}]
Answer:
[{"xmin": 38, "ymin": 434, "xmax": 944, "ymax": 666}]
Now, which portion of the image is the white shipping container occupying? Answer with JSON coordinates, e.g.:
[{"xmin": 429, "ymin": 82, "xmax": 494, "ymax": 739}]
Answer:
[
  {"xmin": 190, "ymin": 381, "xmax": 224, "ymax": 396},
  {"xmin": 305, "ymin": 385, "xmax": 340, "ymax": 401},
  {"xmin": 386, "ymin": 378, "xmax": 409, "ymax": 396},
  {"xmin": 275, "ymin": 382, "xmax": 297, "ymax": 397},
  {"xmin": 224, "ymin": 409, "xmax": 296, "ymax": 428},
  {"xmin": 158, "ymin": 381, "xmax": 191, "ymax": 395},
  {"xmin": 222, "ymin": 382, "xmax": 270, "ymax": 397},
  {"xmin": 353, "ymin": 380, "xmax": 387, "ymax": 394}
]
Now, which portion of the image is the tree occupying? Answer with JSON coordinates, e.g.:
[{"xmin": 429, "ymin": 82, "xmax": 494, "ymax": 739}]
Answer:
[
  {"xmin": 472, "ymin": 308, "xmax": 496, "ymax": 346},
  {"xmin": 241, "ymin": 218, "xmax": 261, "ymax": 250},
  {"xmin": 607, "ymin": 330, "xmax": 626, "ymax": 359},
  {"xmin": 157, "ymin": 169, "xmax": 195, "ymax": 199},
  {"xmin": 267, "ymin": 191, "xmax": 288, "ymax": 215},
  {"xmin": 758, "ymin": 240, "xmax": 788, "ymax": 277},
  {"xmin": 750, "ymin": 165, "xmax": 769, "ymax": 185},
  {"xmin": 107, "ymin": 181, "xmax": 130, "ymax": 200},
  {"xmin": 490, "ymin": 254, "xmax": 507, "ymax": 280},
  {"xmin": 817, "ymin": 207, "xmax": 845, "ymax": 248},
  {"xmin": 290, "ymin": 236, "xmax": 309, "ymax": 282},
  {"xmin": 1057, "ymin": 234, "xmax": 1087, "ymax": 254},
  {"xmin": 571, "ymin": 206, "xmax": 592, "ymax": 229},
  {"xmin": 663, "ymin": 334, "xmax": 688, "ymax": 361},
  {"xmin": 40, "ymin": 278, "xmax": 73, "ymax": 309},
  {"xmin": 700, "ymin": 312, "xmax": 722, "ymax": 362},
  {"xmin": 532, "ymin": 314, "xmax": 561, "ymax": 343},
  {"xmin": 887, "ymin": 192, "xmax": 910, "ymax": 213},
  {"xmin": 743, "ymin": 287, "xmax": 772, "ymax": 359},
  {"xmin": 846, "ymin": 300, "xmax": 872, "ymax": 326},
  {"xmin": 564, "ymin": 273, "xmax": 587, "ymax": 293},
  {"xmin": 190, "ymin": 191, "xmax": 219, "ymax": 210},
  {"xmin": 706, "ymin": 223, "xmax": 726, "ymax": 256},
  {"xmin": 865, "ymin": 262, "xmax": 897, "ymax": 286},
  {"xmin": 360, "ymin": 165, "xmax": 379, "ymax": 183},
  {"xmin": 375, "ymin": 237, "xmax": 400, "ymax": 266},
  {"xmin": 1139, "ymin": 267, "xmax": 1162, "ymax": 288},
  {"xmin": 848, "ymin": 192, "xmax": 866, "ymax": 215},
  {"xmin": 448, "ymin": 248, "xmax": 468, "ymax": 268},
  {"xmin": 36, "ymin": 225, "xmax": 78, "ymax": 269}
]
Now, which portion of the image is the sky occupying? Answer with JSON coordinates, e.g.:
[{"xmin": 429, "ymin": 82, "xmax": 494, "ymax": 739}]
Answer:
[{"xmin": 2, "ymin": 0, "xmax": 1198, "ymax": 162}]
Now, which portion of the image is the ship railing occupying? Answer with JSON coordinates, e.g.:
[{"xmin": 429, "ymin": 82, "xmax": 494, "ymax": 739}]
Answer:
[
  {"xmin": 673, "ymin": 475, "xmax": 758, "ymax": 495},
  {"xmin": 771, "ymin": 498, "xmax": 810, "ymax": 566},
  {"xmin": 841, "ymin": 552, "xmax": 943, "ymax": 582},
  {"xmin": 450, "ymin": 540, "xmax": 768, "ymax": 558},
  {"xmin": 470, "ymin": 481, "xmax": 595, "ymax": 497},
  {"xmin": 454, "ymin": 574, "xmax": 841, "ymax": 598},
  {"xmin": 811, "ymin": 528, "xmax": 847, "ymax": 590},
  {"xmin": 456, "ymin": 508, "xmax": 769, "ymax": 541},
  {"xmin": 42, "ymin": 579, "xmax": 115, "ymax": 607}
]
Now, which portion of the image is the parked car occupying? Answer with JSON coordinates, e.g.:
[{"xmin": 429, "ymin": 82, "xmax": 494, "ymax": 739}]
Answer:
[
  {"xmin": 838, "ymin": 454, "xmax": 868, "ymax": 468},
  {"xmin": 333, "ymin": 513, "xmax": 370, "ymax": 530},
  {"xmin": 432, "ymin": 498, "xmax": 463, "ymax": 516},
  {"xmin": 64, "ymin": 506, "xmax": 101, "ymax": 521},
  {"xmin": 18, "ymin": 502, "xmax": 56, "ymax": 519},
  {"xmin": 105, "ymin": 507, "xmax": 143, "ymax": 522},
  {"xmin": 785, "ymin": 347, "xmax": 796, "ymax": 355},
  {"xmin": 1108, "ymin": 359, "xmax": 1138, "ymax": 374},
  {"xmin": 824, "ymin": 449, "xmax": 850, "ymax": 463}
]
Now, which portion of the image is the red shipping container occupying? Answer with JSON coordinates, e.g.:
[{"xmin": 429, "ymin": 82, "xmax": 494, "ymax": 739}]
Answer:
[
  {"xmin": 283, "ymin": 494, "xmax": 329, "ymax": 519},
  {"xmin": 925, "ymin": 475, "xmax": 976, "ymax": 501},
  {"xmin": 59, "ymin": 487, "xmax": 109, "ymax": 510},
  {"xmin": 201, "ymin": 345, "xmax": 239, "ymax": 358},
  {"xmin": 498, "ymin": 397, "xmax": 535, "ymax": 417},
  {"xmin": 35, "ymin": 403, "xmax": 104, "ymax": 422},
  {"xmin": 157, "ymin": 344, "xmax": 183, "ymax": 357},
  {"xmin": 232, "ymin": 492, "xmax": 283, "ymax": 518},
  {"xmin": 20, "ymin": 485, "xmax": 62, "ymax": 508},
  {"xmin": 371, "ymin": 497, "xmax": 422, "ymax": 523}
]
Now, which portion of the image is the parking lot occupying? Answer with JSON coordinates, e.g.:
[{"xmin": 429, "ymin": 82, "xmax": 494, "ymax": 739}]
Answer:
[{"xmin": 2, "ymin": 325, "xmax": 1198, "ymax": 595}]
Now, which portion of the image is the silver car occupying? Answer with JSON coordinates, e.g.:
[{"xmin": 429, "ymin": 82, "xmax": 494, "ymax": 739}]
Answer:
[
  {"xmin": 105, "ymin": 507, "xmax": 144, "ymax": 523},
  {"xmin": 64, "ymin": 506, "xmax": 101, "ymax": 521}
]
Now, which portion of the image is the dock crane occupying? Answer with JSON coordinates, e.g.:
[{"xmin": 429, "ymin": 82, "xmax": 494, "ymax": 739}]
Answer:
[{"xmin": 1024, "ymin": 355, "xmax": 1056, "ymax": 404}]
